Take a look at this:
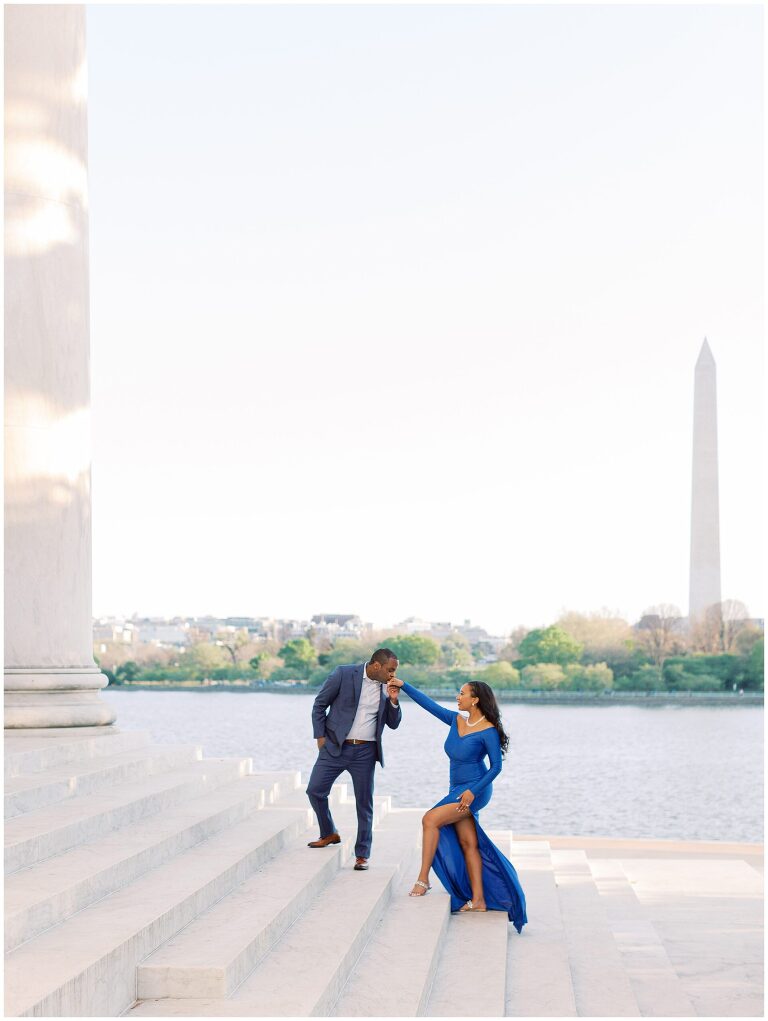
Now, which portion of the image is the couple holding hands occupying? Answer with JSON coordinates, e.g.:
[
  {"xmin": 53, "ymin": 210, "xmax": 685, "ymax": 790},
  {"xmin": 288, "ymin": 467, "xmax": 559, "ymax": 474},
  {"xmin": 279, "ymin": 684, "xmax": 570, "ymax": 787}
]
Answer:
[{"xmin": 306, "ymin": 648, "xmax": 527, "ymax": 932}]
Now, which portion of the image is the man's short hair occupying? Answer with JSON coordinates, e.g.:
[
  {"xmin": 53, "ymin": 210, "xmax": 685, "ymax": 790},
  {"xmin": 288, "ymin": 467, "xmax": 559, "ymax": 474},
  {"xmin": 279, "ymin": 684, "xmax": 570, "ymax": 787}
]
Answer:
[{"xmin": 370, "ymin": 647, "xmax": 398, "ymax": 665}]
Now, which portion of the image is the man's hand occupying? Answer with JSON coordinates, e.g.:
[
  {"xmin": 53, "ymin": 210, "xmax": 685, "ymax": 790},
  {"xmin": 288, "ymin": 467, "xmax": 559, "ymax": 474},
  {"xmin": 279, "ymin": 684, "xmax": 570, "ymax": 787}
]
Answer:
[
  {"xmin": 387, "ymin": 683, "xmax": 400, "ymax": 704},
  {"xmin": 456, "ymin": 789, "xmax": 475, "ymax": 813},
  {"xmin": 316, "ymin": 737, "xmax": 326, "ymax": 750}
]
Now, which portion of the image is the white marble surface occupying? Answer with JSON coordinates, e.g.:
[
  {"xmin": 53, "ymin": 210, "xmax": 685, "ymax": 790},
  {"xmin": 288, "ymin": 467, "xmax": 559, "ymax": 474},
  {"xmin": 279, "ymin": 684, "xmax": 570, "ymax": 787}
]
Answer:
[
  {"xmin": 4, "ymin": 4, "xmax": 114, "ymax": 728},
  {"xmin": 5, "ymin": 732, "xmax": 764, "ymax": 1018}
]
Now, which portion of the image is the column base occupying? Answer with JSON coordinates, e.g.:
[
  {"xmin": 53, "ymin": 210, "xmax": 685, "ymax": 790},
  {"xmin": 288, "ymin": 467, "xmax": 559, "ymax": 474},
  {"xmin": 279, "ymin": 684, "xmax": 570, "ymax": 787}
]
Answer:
[
  {"xmin": 4, "ymin": 724, "xmax": 120, "ymax": 737},
  {"xmin": 4, "ymin": 669, "xmax": 117, "ymax": 728}
]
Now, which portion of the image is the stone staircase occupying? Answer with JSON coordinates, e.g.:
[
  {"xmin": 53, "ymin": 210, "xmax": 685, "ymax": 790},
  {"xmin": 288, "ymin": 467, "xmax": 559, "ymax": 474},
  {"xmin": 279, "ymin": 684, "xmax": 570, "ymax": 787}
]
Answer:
[{"xmin": 4, "ymin": 730, "xmax": 763, "ymax": 1017}]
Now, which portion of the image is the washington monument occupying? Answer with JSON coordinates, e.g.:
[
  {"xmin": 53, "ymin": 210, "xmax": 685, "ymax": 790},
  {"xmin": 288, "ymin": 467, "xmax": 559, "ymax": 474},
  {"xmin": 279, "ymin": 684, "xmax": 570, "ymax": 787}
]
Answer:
[{"xmin": 689, "ymin": 338, "xmax": 722, "ymax": 619}]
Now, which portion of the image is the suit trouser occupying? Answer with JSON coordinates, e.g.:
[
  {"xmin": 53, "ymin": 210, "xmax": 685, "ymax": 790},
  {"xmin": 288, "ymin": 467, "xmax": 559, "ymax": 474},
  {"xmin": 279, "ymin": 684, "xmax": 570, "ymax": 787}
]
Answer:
[{"xmin": 306, "ymin": 742, "xmax": 377, "ymax": 858}]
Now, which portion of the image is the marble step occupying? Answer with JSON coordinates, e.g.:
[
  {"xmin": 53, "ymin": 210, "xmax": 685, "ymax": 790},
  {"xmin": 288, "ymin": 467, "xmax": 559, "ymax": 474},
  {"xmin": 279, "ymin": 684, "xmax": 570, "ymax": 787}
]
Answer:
[
  {"xmin": 588, "ymin": 858, "xmax": 697, "ymax": 1017},
  {"xmin": 613, "ymin": 856, "xmax": 764, "ymax": 1018},
  {"xmin": 4, "ymin": 730, "xmax": 150, "ymax": 779},
  {"xmin": 502, "ymin": 838, "xmax": 578, "ymax": 1017},
  {"xmin": 127, "ymin": 804, "xmax": 419, "ymax": 1017},
  {"xmin": 5, "ymin": 757, "xmax": 251, "ymax": 875},
  {"xmin": 551, "ymin": 849, "xmax": 641, "ymax": 1017},
  {"xmin": 5, "ymin": 771, "xmax": 300, "ymax": 953},
  {"xmin": 425, "ymin": 910, "xmax": 509, "ymax": 1016},
  {"xmin": 5, "ymin": 742, "xmax": 202, "ymax": 819},
  {"xmin": 332, "ymin": 817, "xmax": 452, "ymax": 1017},
  {"xmin": 136, "ymin": 793, "xmax": 390, "ymax": 1000},
  {"xmin": 5, "ymin": 798, "xmax": 321, "ymax": 1017}
]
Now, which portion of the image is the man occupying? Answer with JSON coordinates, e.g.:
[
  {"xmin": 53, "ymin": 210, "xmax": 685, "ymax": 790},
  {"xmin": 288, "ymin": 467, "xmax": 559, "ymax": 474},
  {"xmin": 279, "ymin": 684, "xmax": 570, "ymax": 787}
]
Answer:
[{"xmin": 306, "ymin": 648, "xmax": 401, "ymax": 870}]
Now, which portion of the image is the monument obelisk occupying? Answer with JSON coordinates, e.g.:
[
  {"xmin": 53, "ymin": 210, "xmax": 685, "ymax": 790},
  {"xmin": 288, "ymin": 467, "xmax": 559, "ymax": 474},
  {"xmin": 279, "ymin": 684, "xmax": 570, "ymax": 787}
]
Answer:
[{"xmin": 688, "ymin": 338, "xmax": 722, "ymax": 620}]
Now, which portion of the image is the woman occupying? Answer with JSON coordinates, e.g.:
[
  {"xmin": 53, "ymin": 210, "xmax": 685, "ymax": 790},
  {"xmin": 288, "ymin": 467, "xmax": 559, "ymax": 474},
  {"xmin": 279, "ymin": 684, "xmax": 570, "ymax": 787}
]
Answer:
[{"xmin": 388, "ymin": 677, "xmax": 527, "ymax": 932}]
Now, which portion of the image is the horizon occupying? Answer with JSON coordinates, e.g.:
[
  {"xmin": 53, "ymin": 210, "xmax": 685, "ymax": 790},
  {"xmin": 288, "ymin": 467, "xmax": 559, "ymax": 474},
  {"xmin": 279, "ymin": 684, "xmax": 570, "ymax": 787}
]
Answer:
[{"xmin": 92, "ymin": 602, "xmax": 764, "ymax": 639}]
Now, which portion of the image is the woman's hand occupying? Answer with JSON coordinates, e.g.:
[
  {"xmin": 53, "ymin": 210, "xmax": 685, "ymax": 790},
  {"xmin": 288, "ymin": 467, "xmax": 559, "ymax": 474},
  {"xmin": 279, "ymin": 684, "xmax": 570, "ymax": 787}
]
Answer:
[
  {"xmin": 389, "ymin": 677, "xmax": 404, "ymax": 688},
  {"xmin": 456, "ymin": 790, "xmax": 475, "ymax": 813}
]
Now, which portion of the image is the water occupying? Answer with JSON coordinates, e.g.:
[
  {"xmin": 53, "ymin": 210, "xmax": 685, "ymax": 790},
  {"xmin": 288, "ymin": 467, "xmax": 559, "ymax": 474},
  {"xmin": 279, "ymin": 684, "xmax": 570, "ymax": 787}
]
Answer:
[{"xmin": 103, "ymin": 690, "xmax": 764, "ymax": 844}]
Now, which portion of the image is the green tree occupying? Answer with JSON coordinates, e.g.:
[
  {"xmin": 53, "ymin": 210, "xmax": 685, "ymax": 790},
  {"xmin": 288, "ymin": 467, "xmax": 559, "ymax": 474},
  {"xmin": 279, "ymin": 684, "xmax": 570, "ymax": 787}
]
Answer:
[
  {"xmin": 318, "ymin": 639, "xmax": 370, "ymax": 669},
  {"xmin": 470, "ymin": 641, "xmax": 496, "ymax": 664},
  {"xmin": 517, "ymin": 626, "xmax": 583, "ymax": 666},
  {"xmin": 747, "ymin": 638, "xmax": 764, "ymax": 689},
  {"xmin": 733, "ymin": 625, "xmax": 764, "ymax": 658},
  {"xmin": 614, "ymin": 664, "xmax": 663, "ymax": 691},
  {"xmin": 115, "ymin": 660, "xmax": 141, "ymax": 685},
  {"xmin": 557, "ymin": 610, "xmax": 639, "ymax": 676},
  {"xmin": 662, "ymin": 654, "xmax": 743, "ymax": 691},
  {"xmin": 396, "ymin": 665, "xmax": 433, "ymax": 687},
  {"xmin": 248, "ymin": 653, "xmax": 268, "ymax": 678},
  {"xmin": 99, "ymin": 657, "xmax": 140, "ymax": 685},
  {"xmin": 387, "ymin": 634, "xmax": 440, "ymax": 666},
  {"xmin": 563, "ymin": 662, "xmax": 613, "ymax": 691},
  {"xmin": 278, "ymin": 638, "xmax": 318, "ymax": 677},
  {"xmin": 441, "ymin": 634, "xmax": 473, "ymax": 668},
  {"xmin": 308, "ymin": 665, "xmax": 332, "ymax": 687},
  {"xmin": 180, "ymin": 643, "xmax": 231, "ymax": 678},
  {"xmin": 441, "ymin": 668, "xmax": 473, "ymax": 690},
  {"xmin": 477, "ymin": 661, "xmax": 521, "ymax": 688},
  {"xmin": 520, "ymin": 663, "xmax": 567, "ymax": 689},
  {"xmin": 664, "ymin": 664, "xmax": 723, "ymax": 691},
  {"xmin": 215, "ymin": 630, "xmax": 250, "ymax": 665}
]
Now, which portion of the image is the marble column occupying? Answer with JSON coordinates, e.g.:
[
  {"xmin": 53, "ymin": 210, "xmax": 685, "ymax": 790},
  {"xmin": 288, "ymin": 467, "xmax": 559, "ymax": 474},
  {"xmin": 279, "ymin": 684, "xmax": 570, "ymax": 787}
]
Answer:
[
  {"xmin": 4, "ymin": 5, "xmax": 115, "ymax": 728},
  {"xmin": 688, "ymin": 338, "xmax": 722, "ymax": 621}
]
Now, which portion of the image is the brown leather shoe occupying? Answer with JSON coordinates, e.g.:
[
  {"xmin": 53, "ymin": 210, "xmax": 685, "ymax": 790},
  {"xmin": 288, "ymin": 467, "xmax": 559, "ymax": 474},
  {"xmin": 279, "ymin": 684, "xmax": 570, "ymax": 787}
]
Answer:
[
  {"xmin": 307, "ymin": 833, "xmax": 341, "ymax": 848},
  {"xmin": 354, "ymin": 857, "xmax": 369, "ymax": 870}
]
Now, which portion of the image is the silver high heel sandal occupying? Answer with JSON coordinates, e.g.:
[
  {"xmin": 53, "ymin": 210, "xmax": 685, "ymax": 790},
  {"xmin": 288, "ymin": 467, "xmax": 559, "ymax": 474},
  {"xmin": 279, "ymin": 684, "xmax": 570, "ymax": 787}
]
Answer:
[
  {"xmin": 459, "ymin": 900, "xmax": 487, "ymax": 912},
  {"xmin": 409, "ymin": 880, "xmax": 431, "ymax": 897}
]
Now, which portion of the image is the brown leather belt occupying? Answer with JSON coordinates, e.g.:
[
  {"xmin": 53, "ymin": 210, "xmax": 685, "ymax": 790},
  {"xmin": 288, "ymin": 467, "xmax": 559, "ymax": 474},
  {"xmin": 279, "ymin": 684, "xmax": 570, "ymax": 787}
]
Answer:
[{"xmin": 344, "ymin": 739, "xmax": 375, "ymax": 745}]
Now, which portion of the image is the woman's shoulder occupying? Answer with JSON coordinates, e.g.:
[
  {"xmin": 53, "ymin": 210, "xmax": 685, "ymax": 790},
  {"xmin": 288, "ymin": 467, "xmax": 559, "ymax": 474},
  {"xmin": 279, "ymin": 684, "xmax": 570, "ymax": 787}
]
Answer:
[{"xmin": 480, "ymin": 724, "xmax": 500, "ymax": 742}]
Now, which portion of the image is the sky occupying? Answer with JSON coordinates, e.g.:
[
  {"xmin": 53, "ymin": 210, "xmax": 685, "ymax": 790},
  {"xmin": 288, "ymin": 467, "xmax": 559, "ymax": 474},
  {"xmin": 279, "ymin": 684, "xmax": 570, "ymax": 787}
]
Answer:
[{"xmin": 86, "ymin": 3, "xmax": 763, "ymax": 635}]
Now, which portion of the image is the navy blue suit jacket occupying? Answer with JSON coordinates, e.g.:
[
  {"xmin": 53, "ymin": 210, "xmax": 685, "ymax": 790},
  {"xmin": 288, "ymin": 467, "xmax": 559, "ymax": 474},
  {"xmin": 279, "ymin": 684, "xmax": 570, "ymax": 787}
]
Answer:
[{"xmin": 311, "ymin": 662, "xmax": 402, "ymax": 766}]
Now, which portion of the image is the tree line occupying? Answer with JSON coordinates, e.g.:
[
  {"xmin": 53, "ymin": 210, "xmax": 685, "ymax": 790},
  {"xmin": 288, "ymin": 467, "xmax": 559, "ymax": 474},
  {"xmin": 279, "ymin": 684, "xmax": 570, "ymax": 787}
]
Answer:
[{"xmin": 99, "ymin": 603, "xmax": 763, "ymax": 693}]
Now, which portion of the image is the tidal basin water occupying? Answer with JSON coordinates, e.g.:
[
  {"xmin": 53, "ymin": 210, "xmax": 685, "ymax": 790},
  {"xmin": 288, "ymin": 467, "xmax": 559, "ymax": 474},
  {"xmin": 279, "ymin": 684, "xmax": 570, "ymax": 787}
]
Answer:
[{"xmin": 103, "ymin": 690, "xmax": 763, "ymax": 844}]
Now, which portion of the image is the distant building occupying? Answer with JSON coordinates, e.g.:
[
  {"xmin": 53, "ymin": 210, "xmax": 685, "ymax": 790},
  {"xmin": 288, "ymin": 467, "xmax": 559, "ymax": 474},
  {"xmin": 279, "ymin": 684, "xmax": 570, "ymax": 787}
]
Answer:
[
  {"xmin": 311, "ymin": 614, "xmax": 360, "ymax": 628},
  {"xmin": 278, "ymin": 619, "xmax": 309, "ymax": 642},
  {"xmin": 223, "ymin": 617, "xmax": 257, "ymax": 629},
  {"xmin": 394, "ymin": 617, "xmax": 443, "ymax": 636},
  {"xmin": 135, "ymin": 621, "xmax": 190, "ymax": 648},
  {"xmin": 93, "ymin": 619, "xmax": 136, "ymax": 645},
  {"xmin": 456, "ymin": 620, "xmax": 491, "ymax": 644},
  {"xmin": 185, "ymin": 616, "xmax": 219, "ymax": 643},
  {"xmin": 310, "ymin": 614, "xmax": 366, "ymax": 640}
]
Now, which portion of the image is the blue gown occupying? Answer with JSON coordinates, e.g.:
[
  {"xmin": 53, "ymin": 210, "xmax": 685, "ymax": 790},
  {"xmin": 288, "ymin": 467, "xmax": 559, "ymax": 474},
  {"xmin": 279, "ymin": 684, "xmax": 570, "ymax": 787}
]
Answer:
[{"xmin": 402, "ymin": 682, "xmax": 527, "ymax": 933}]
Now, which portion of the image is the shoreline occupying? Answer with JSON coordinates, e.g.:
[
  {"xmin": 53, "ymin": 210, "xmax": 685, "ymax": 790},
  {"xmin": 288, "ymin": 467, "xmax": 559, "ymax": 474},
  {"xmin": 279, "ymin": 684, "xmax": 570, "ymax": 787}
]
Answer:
[{"xmin": 106, "ymin": 684, "xmax": 764, "ymax": 706}]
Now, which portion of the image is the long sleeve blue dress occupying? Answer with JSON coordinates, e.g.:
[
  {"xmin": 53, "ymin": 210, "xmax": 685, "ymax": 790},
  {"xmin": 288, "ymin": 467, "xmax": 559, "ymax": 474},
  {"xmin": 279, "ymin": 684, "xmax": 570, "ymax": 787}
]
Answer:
[{"xmin": 402, "ymin": 682, "xmax": 527, "ymax": 933}]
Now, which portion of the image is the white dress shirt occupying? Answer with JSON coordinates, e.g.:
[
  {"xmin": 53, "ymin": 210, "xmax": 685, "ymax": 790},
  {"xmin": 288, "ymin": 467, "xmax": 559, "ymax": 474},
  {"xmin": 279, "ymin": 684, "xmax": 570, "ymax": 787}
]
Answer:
[{"xmin": 346, "ymin": 662, "xmax": 383, "ymax": 741}]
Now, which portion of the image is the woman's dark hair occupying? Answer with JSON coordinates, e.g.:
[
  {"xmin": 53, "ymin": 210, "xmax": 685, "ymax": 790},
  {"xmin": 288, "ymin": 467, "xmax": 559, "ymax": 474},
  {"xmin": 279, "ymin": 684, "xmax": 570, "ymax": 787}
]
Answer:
[{"xmin": 468, "ymin": 681, "xmax": 509, "ymax": 756}]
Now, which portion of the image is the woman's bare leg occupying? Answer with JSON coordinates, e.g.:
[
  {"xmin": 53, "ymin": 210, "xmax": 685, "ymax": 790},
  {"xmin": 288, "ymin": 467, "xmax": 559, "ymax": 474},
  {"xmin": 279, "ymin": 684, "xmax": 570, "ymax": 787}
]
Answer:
[
  {"xmin": 455, "ymin": 815, "xmax": 486, "ymax": 909},
  {"xmin": 410, "ymin": 804, "xmax": 466, "ymax": 896}
]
